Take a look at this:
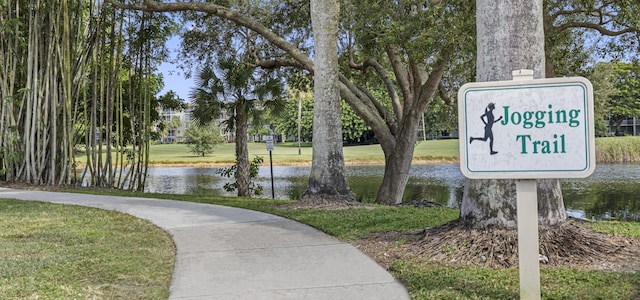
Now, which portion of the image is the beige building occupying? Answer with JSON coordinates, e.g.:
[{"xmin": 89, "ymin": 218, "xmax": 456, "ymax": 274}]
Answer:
[{"xmin": 158, "ymin": 106, "xmax": 192, "ymax": 143}]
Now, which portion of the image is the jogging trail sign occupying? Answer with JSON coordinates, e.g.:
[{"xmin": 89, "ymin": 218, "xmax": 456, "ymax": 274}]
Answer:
[{"xmin": 458, "ymin": 77, "xmax": 595, "ymax": 179}]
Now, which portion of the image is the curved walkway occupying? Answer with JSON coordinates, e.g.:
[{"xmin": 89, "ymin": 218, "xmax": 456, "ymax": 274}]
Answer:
[{"xmin": 0, "ymin": 188, "xmax": 409, "ymax": 300}]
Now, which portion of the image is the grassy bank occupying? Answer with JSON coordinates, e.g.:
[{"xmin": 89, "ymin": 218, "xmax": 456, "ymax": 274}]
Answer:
[
  {"xmin": 70, "ymin": 140, "xmax": 457, "ymax": 167},
  {"xmin": 595, "ymin": 136, "xmax": 640, "ymax": 163},
  {"xmin": 85, "ymin": 137, "xmax": 637, "ymax": 166},
  {"xmin": 0, "ymin": 199, "xmax": 174, "ymax": 299},
  {"xmin": 71, "ymin": 136, "xmax": 640, "ymax": 167}
]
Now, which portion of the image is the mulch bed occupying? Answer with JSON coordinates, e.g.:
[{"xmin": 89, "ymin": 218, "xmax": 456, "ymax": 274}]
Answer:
[{"xmin": 353, "ymin": 218, "xmax": 640, "ymax": 273}]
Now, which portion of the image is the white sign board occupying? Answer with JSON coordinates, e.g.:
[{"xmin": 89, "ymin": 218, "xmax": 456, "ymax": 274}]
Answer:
[
  {"xmin": 458, "ymin": 77, "xmax": 595, "ymax": 179},
  {"xmin": 265, "ymin": 135, "xmax": 274, "ymax": 151}
]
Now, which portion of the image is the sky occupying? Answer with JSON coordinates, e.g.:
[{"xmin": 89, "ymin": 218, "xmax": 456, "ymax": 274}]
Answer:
[{"xmin": 157, "ymin": 36, "xmax": 193, "ymax": 102}]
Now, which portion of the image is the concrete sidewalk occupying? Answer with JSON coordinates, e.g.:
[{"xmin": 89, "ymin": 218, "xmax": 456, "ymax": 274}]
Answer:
[{"xmin": 0, "ymin": 188, "xmax": 409, "ymax": 300}]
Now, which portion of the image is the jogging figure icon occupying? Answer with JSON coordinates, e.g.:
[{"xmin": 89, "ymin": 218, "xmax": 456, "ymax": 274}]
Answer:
[{"xmin": 469, "ymin": 102, "xmax": 503, "ymax": 155}]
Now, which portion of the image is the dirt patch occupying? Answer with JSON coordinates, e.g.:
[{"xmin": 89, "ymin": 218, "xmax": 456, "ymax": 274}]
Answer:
[
  {"xmin": 352, "ymin": 219, "xmax": 640, "ymax": 273},
  {"xmin": 278, "ymin": 197, "xmax": 375, "ymax": 210}
]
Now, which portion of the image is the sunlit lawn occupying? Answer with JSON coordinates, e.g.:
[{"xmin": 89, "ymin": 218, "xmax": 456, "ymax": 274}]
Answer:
[
  {"xmin": 141, "ymin": 138, "xmax": 459, "ymax": 165},
  {"xmin": 0, "ymin": 199, "xmax": 174, "ymax": 299},
  {"xmin": 75, "ymin": 136, "xmax": 639, "ymax": 166}
]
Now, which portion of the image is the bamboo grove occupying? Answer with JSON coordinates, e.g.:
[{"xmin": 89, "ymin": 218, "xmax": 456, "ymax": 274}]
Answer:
[{"xmin": 0, "ymin": 0, "xmax": 171, "ymax": 190}]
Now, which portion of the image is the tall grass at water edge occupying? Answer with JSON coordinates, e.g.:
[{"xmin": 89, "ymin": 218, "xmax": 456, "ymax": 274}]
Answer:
[{"xmin": 595, "ymin": 137, "xmax": 640, "ymax": 163}]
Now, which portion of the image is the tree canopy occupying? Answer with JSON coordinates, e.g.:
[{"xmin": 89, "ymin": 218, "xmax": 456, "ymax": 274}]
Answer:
[{"xmin": 184, "ymin": 122, "xmax": 225, "ymax": 157}]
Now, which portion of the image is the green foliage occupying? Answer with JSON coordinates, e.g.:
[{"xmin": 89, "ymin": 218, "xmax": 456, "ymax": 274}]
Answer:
[
  {"xmin": 585, "ymin": 61, "xmax": 640, "ymax": 136},
  {"xmin": 587, "ymin": 62, "xmax": 619, "ymax": 136},
  {"xmin": 545, "ymin": 0, "xmax": 640, "ymax": 66},
  {"xmin": 608, "ymin": 61, "xmax": 640, "ymax": 135},
  {"xmin": 272, "ymin": 95, "xmax": 314, "ymax": 142},
  {"xmin": 273, "ymin": 95, "xmax": 373, "ymax": 143},
  {"xmin": 345, "ymin": 0, "xmax": 475, "ymax": 62},
  {"xmin": 341, "ymin": 100, "xmax": 372, "ymax": 143},
  {"xmin": 248, "ymin": 125, "xmax": 270, "ymax": 138},
  {"xmin": 216, "ymin": 155, "xmax": 264, "ymax": 196},
  {"xmin": 190, "ymin": 58, "xmax": 286, "ymax": 130},
  {"xmin": 190, "ymin": 58, "xmax": 285, "ymax": 197},
  {"xmin": 157, "ymin": 90, "xmax": 187, "ymax": 111},
  {"xmin": 184, "ymin": 123, "xmax": 225, "ymax": 157},
  {"xmin": 423, "ymin": 97, "xmax": 458, "ymax": 138}
]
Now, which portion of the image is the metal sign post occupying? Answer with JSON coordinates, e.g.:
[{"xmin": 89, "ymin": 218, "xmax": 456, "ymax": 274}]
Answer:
[
  {"xmin": 266, "ymin": 135, "xmax": 275, "ymax": 199},
  {"xmin": 458, "ymin": 70, "xmax": 595, "ymax": 300}
]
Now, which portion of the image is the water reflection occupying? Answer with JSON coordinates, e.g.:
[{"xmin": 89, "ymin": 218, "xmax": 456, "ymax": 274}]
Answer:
[{"xmin": 145, "ymin": 163, "xmax": 640, "ymax": 221}]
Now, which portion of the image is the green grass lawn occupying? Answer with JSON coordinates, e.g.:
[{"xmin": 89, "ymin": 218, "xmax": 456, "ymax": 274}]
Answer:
[
  {"xmin": 75, "ymin": 139, "xmax": 459, "ymax": 166},
  {"xmin": 144, "ymin": 139, "xmax": 458, "ymax": 165},
  {"xmin": 31, "ymin": 190, "xmax": 640, "ymax": 300},
  {"xmin": 0, "ymin": 199, "xmax": 174, "ymax": 299},
  {"xmin": 77, "ymin": 136, "xmax": 640, "ymax": 166}
]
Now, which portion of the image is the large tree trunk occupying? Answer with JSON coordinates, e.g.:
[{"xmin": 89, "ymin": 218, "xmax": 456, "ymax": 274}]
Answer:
[
  {"xmin": 376, "ymin": 139, "xmax": 416, "ymax": 205},
  {"xmin": 302, "ymin": 0, "xmax": 355, "ymax": 203},
  {"xmin": 235, "ymin": 105, "xmax": 250, "ymax": 197},
  {"xmin": 375, "ymin": 114, "xmax": 422, "ymax": 205},
  {"xmin": 462, "ymin": 0, "xmax": 566, "ymax": 228}
]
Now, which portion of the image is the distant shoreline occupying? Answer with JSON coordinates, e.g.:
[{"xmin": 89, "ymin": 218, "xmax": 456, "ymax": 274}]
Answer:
[{"xmin": 146, "ymin": 157, "xmax": 460, "ymax": 168}]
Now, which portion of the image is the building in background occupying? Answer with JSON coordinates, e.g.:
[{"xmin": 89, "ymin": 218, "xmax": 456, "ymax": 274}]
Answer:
[{"xmin": 158, "ymin": 105, "xmax": 192, "ymax": 143}]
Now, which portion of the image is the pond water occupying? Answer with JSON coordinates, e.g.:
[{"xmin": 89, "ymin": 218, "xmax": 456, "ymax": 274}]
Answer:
[{"xmin": 144, "ymin": 163, "xmax": 640, "ymax": 222}]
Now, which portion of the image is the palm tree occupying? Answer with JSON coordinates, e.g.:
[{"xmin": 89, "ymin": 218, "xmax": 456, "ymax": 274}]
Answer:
[{"xmin": 190, "ymin": 58, "xmax": 285, "ymax": 197}]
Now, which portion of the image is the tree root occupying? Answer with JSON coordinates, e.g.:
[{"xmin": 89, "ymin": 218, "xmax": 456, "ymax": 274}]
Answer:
[
  {"xmin": 409, "ymin": 219, "xmax": 640, "ymax": 271},
  {"xmin": 279, "ymin": 193, "xmax": 364, "ymax": 210}
]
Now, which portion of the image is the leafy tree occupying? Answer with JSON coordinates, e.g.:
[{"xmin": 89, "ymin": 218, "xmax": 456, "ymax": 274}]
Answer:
[
  {"xmin": 608, "ymin": 61, "xmax": 640, "ymax": 135},
  {"xmin": 273, "ymin": 96, "xmax": 314, "ymax": 142},
  {"xmin": 341, "ymin": 100, "xmax": 372, "ymax": 144},
  {"xmin": 156, "ymin": 90, "xmax": 186, "ymax": 142},
  {"xmin": 587, "ymin": 62, "xmax": 620, "ymax": 136},
  {"xmin": 0, "ymin": 0, "xmax": 175, "ymax": 190},
  {"xmin": 274, "ymin": 95, "xmax": 371, "ymax": 144},
  {"xmin": 190, "ymin": 59, "xmax": 285, "ymax": 197},
  {"xmin": 423, "ymin": 97, "xmax": 458, "ymax": 139},
  {"xmin": 105, "ymin": 0, "xmax": 473, "ymax": 205},
  {"xmin": 543, "ymin": 0, "xmax": 640, "ymax": 77},
  {"xmin": 184, "ymin": 123, "xmax": 224, "ymax": 157},
  {"xmin": 157, "ymin": 90, "xmax": 188, "ymax": 111},
  {"xmin": 248, "ymin": 125, "xmax": 270, "ymax": 140}
]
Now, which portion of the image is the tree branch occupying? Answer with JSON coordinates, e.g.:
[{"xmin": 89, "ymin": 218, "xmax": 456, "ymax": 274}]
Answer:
[
  {"xmin": 104, "ymin": 0, "xmax": 315, "ymax": 72},
  {"xmin": 360, "ymin": 58, "xmax": 403, "ymax": 124},
  {"xmin": 338, "ymin": 75, "xmax": 395, "ymax": 150},
  {"xmin": 249, "ymin": 59, "xmax": 306, "ymax": 70},
  {"xmin": 438, "ymin": 81, "xmax": 453, "ymax": 105},
  {"xmin": 386, "ymin": 46, "xmax": 413, "ymax": 104},
  {"xmin": 556, "ymin": 21, "xmax": 638, "ymax": 36},
  {"xmin": 356, "ymin": 84, "xmax": 398, "ymax": 135},
  {"xmin": 415, "ymin": 53, "xmax": 449, "ymax": 114}
]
